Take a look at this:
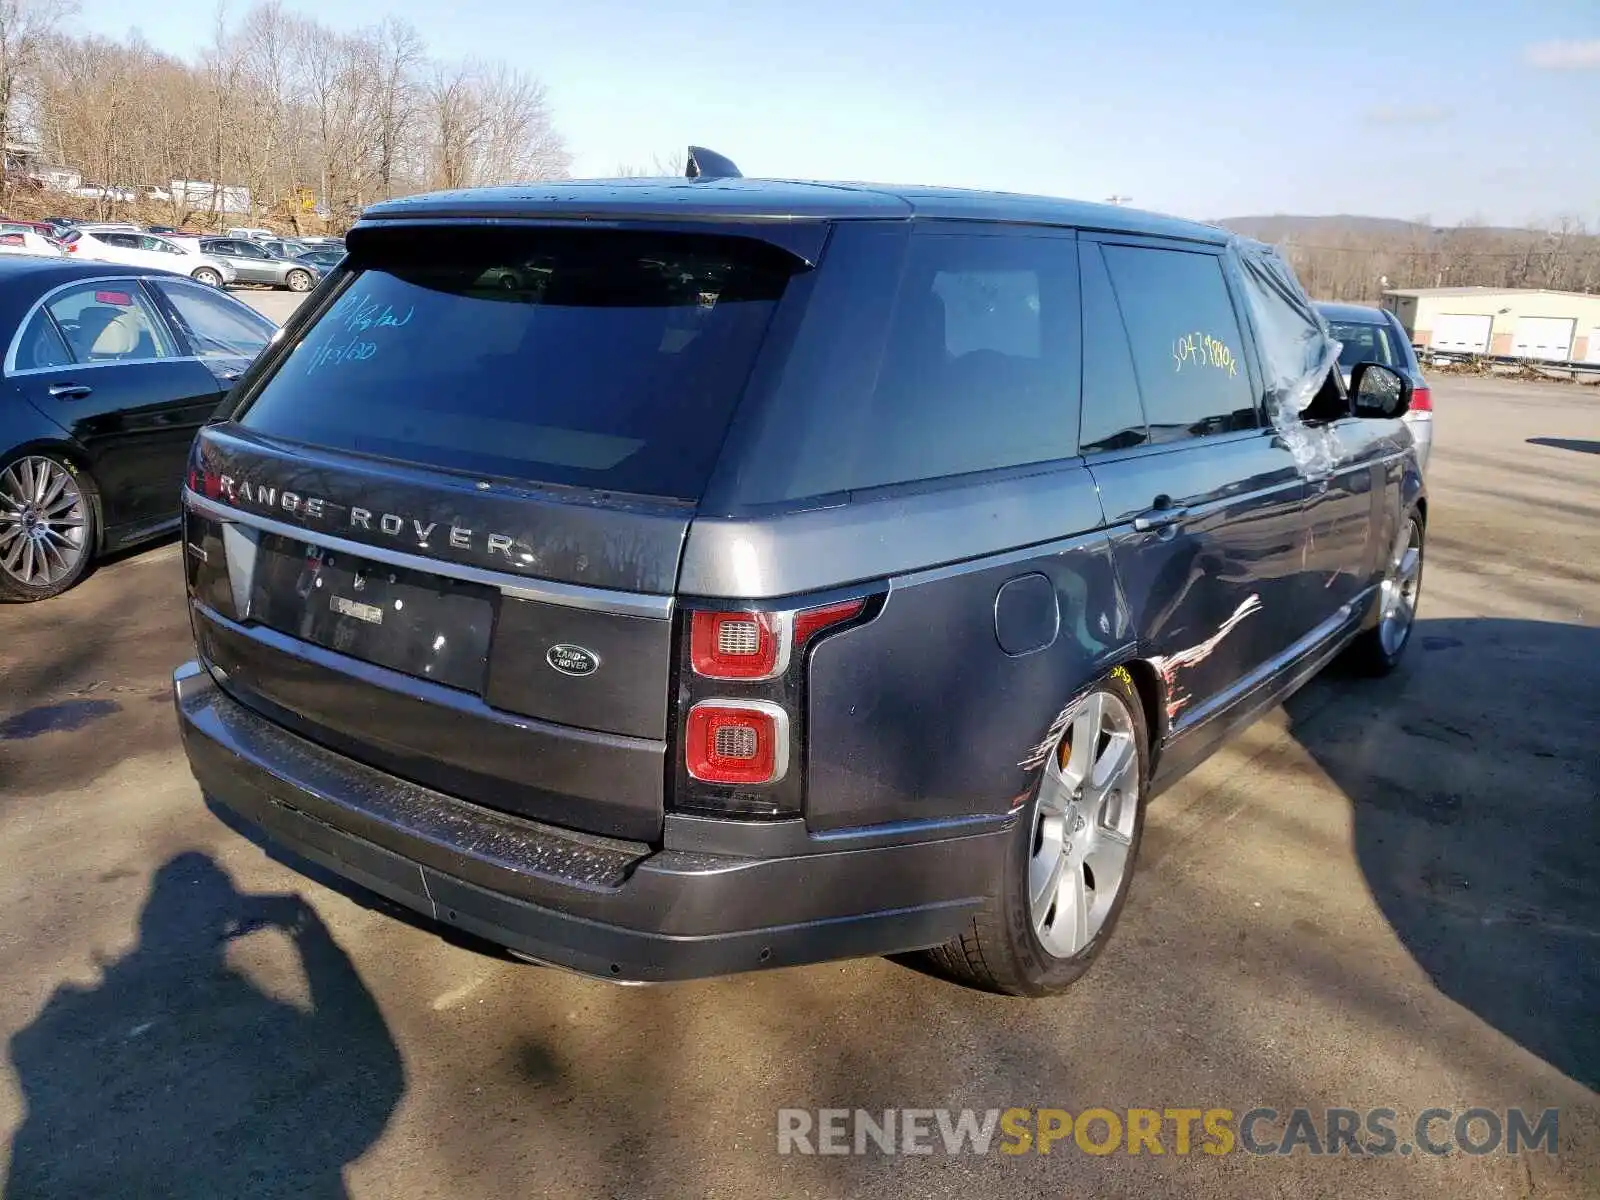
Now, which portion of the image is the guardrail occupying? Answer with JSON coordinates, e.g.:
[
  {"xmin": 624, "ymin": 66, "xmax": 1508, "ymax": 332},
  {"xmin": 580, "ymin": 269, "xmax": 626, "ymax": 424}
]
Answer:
[{"xmin": 1411, "ymin": 347, "xmax": 1600, "ymax": 378}]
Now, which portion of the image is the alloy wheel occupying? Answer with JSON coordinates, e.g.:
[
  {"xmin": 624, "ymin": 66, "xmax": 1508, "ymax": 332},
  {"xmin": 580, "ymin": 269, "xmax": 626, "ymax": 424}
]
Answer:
[
  {"xmin": 1029, "ymin": 689, "xmax": 1140, "ymax": 958},
  {"xmin": 1378, "ymin": 518, "xmax": 1422, "ymax": 656},
  {"xmin": 0, "ymin": 457, "xmax": 87, "ymax": 588}
]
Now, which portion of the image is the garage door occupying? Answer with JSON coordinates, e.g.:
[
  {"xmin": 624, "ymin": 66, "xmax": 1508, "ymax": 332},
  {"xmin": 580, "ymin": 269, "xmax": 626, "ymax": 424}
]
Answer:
[
  {"xmin": 1430, "ymin": 313, "xmax": 1492, "ymax": 353},
  {"xmin": 1585, "ymin": 328, "xmax": 1600, "ymax": 364},
  {"xmin": 1511, "ymin": 316, "xmax": 1576, "ymax": 361}
]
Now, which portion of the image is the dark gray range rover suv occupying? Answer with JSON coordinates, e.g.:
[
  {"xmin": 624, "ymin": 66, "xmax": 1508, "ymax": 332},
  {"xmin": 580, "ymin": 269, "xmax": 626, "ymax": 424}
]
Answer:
[{"xmin": 173, "ymin": 155, "xmax": 1425, "ymax": 995}]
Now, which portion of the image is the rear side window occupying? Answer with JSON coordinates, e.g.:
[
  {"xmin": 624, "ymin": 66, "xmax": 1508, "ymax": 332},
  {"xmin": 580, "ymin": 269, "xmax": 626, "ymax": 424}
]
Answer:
[
  {"xmin": 238, "ymin": 226, "xmax": 799, "ymax": 501},
  {"xmin": 731, "ymin": 226, "xmax": 1081, "ymax": 504},
  {"xmin": 1101, "ymin": 245, "xmax": 1258, "ymax": 443}
]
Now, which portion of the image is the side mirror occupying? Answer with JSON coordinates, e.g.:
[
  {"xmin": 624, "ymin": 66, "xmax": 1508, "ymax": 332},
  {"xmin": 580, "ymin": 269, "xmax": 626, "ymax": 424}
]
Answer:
[{"xmin": 1350, "ymin": 362, "xmax": 1412, "ymax": 419}]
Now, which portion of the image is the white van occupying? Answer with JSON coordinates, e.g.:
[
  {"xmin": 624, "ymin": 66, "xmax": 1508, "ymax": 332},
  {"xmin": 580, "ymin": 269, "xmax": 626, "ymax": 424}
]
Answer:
[{"xmin": 226, "ymin": 227, "xmax": 277, "ymax": 242}]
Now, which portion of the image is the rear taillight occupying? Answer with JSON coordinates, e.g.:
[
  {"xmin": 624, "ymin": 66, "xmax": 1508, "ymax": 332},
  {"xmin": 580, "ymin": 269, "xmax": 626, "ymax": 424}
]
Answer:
[
  {"xmin": 691, "ymin": 611, "xmax": 784, "ymax": 679},
  {"xmin": 685, "ymin": 701, "xmax": 788, "ymax": 785},
  {"xmin": 792, "ymin": 599, "xmax": 868, "ymax": 646},
  {"xmin": 674, "ymin": 595, "xmax": 874, "ymax": 818},
  {"xmin": 186, "ymin": 461, "xmax": 222, "ymax": 500},
  {"xmin": 689, "ymin": 599, "xmax": 869, "ymax": 681},
  {"xmin": 1409, "ymin": 385, "xmax": 1432, "ymax": 413}
]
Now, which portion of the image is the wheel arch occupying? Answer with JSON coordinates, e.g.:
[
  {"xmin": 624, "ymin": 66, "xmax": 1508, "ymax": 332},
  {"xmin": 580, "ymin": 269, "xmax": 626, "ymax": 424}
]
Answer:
[
  {"xmin": 1111, "ymin": 657, "xmax": 1167, "ymax": 767},
  {"xmin": 0, "ymin": 437, "xmax": 105, "ymax": 552}
]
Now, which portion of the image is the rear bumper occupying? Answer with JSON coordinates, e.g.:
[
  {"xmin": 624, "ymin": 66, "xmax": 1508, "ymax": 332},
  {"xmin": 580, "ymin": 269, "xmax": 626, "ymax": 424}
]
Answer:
[
  {"xmin": 1403, "ymin": 411, "xmax": 1433, "ymax": 473},
  {"xmin": 174, "ymin": 661, "xmax": 1007, "ymax": 982}
]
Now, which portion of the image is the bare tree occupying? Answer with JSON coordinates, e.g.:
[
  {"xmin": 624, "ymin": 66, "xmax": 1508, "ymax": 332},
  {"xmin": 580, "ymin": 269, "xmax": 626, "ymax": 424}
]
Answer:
[
  {"xmin": 427, "ymin": 59, "xmax": 569, "ymax": 190},
  {"xmin": 0, "ymin": 0, "xmax": 74, "ymax": 163},
  {"xmin": 369, "ymin": 18, "xmax": 424, "ymax": 201},
  {"xmin": 20, "ymin": 0, "xmax": 571, "ymax": 229},
  {"xmin": 613, "ymin": 151, "xmax": 684, "ymax": 178}
]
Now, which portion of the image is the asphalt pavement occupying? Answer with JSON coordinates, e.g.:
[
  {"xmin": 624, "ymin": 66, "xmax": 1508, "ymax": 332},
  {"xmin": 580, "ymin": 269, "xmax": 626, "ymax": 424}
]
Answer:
[
  {"xmin": 0, "ymin": 375, "xmax": 1595, "ymax": 1198},
  {"xmin": 234, "ymin": 287, "xmax": 307, "ymax": 325}
]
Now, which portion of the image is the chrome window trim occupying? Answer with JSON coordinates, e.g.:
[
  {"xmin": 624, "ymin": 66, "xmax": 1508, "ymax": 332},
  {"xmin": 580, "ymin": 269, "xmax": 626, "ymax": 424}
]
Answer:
[
  {"xmin": 3, "ymin": 273, "xmax": 205, "ymax": 376},
  {"xmin": 183, "ymin": 489, "xmax": 674, "ymax": 620}
]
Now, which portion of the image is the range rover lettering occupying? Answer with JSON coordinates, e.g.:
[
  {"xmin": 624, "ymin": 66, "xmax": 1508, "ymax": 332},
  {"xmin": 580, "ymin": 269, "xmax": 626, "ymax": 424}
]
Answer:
[{"xmin": 173, "ymin": 150, "xmax": 1425, "ymax": 994}]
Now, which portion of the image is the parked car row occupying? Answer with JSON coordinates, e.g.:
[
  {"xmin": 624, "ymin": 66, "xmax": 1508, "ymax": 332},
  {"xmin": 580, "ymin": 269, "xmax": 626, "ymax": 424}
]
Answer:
[
  {"xmin": 7, "ymin": 218, "xmax": 345, "ymax": 287},
  {"xmin": 59, "ymin": 229, "xmax": 239, "ymax": 287}
]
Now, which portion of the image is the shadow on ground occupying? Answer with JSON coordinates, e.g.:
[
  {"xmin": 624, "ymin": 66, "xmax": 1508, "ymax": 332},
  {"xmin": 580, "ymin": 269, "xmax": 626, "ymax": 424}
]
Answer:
[
  {"xmin": 0, "ymin": 539, "xmax": 187, "ymax": 796},
  {"xmin": 1526, "ymin": 437, "xmax": 1600, "ymax": 456},
  {"xmin": 1287, "ymin": 616, "xmax": 1600, "ymax": 1090},
  {"xmin": 4, "ymin": 852, "xmax": 403, "ymax": 1198}
]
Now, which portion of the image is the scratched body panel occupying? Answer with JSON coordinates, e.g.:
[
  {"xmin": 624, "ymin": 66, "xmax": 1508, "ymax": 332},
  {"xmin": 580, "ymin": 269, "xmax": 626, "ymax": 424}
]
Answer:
[{"xmin": 1090, "ymin": 431, "xmax": 1309, "ymax": 731}]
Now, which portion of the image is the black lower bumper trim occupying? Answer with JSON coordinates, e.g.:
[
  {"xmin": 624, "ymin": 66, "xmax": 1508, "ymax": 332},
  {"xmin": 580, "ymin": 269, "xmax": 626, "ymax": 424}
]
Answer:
[{"xmin": 175, "ymin": 661, "xmax": 1004, "ymax": 983}]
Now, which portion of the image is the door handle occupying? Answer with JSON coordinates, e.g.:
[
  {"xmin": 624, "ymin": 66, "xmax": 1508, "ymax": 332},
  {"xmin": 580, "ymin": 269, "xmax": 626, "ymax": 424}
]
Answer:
[
  {"xmin": 1133, "ymin": 503, "xmax": 1189, "ymax": 533},
  {"xmin": 47, "ymin": 383, "xmax": 92, "ymax": 399}
]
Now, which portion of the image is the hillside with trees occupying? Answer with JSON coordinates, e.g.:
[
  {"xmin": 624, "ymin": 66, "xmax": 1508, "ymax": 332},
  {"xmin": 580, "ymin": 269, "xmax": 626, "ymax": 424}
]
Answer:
[
  {"xmin": 1219, "ymin": 214, "xmax": 1600, "ymax": 302},
  {"xmin": 1, "ymin": 0, "xmax": 570, "ymax": 230}
]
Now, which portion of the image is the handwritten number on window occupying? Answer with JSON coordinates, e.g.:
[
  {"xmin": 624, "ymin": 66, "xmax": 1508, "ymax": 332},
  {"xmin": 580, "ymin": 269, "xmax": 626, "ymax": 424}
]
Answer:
[
  {"xmin": 1172, "ymin": 331, "xmax": 1238, "ymax": 377},
  {"xmin": 305, "ymin": 290, "xmax": 415, "ymax": 376}
]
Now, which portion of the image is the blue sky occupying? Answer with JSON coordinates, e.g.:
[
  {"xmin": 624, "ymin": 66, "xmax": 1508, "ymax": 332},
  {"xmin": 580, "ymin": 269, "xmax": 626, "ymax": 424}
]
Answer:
[{"xmin": 76, "ymin": 0, "xmax": 1600, "ymax": 226}]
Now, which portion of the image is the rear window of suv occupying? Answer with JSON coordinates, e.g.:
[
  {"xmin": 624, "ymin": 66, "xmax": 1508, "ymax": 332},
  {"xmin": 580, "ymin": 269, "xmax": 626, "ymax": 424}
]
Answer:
[
  {"xmin": 236, "ymin": 226, "xmax": 801, "ymax": 501},
  {"xmin": 1327, "ymin": 320, "xmax": 1399, "ymax": 370}
]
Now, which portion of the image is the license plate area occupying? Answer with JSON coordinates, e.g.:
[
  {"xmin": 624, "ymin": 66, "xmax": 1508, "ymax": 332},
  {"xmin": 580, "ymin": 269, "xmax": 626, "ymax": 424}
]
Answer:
[{"xmin": 248, "ymin": 533, "xmax": 496, "ymax": 693}]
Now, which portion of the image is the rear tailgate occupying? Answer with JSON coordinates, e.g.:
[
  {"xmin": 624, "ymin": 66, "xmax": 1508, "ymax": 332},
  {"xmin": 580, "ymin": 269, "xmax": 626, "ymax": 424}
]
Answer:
[{"xmin": 184, "ymin": 221, "xmax": 814, "ymax": 841}]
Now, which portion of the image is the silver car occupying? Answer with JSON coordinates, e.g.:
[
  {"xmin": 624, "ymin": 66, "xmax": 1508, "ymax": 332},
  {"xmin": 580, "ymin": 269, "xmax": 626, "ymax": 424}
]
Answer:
[
  {"xmin": 198, "ymin": 237, "xmax": 321, "ymax": 292},
  {"xmin": 1317, "ymin": 302, "xmax": 1433, "ymax": 472}
]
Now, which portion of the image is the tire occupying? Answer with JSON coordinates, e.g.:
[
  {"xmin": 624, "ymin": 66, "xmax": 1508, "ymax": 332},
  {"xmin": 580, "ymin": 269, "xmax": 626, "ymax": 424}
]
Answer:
[
  {"xmin": 285, "ymin": 269, "xmax": 313, "ymax": 293},
  {"xmin": 924, "ymin": 666, "xmax": 1150, "ymax": 996},
  {"xmin": 1344, "ymin": 511, "xmax": 1424, "ymax": 676},
  {"xmin": 0, "ymin": 452, "xmax": 98, "ymax": 602},
  {"xmin": 192, "ymin": 268, "xmax": 224, "ymax": 287}
]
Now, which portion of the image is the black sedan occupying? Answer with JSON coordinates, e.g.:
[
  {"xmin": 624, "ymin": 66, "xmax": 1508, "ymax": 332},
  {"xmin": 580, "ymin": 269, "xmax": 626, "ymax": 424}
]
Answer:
[{"xmin": 0, "ymin": 257, "xmax": 277, "ymax": 600}]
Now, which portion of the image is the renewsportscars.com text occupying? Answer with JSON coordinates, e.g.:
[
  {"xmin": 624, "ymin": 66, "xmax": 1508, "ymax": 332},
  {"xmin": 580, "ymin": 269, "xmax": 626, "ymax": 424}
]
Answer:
[{"xmin": 776, "ymin": 1107, "xmax": 1560, "ymax": 1157}]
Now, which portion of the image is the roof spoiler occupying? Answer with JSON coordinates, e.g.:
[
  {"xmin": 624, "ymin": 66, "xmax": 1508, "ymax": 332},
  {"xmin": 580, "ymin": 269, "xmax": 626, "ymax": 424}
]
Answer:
[{"xmin": 685, "ymin": 146, "xmax": 742, "ymax": 180}]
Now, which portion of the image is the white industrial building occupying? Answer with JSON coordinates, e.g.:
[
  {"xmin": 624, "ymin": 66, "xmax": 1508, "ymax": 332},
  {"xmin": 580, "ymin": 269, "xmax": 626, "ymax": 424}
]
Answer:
[{"xmin": 1381, "ymin": 287, "xmax": 1600, "ymax": 363}]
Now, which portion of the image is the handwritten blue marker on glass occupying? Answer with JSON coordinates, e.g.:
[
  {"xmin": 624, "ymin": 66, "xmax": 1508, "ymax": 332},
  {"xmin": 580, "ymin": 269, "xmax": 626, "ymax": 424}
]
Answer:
[{"xmin": 304, "ymin": 289, "xmax": 415, "ymax": 375}]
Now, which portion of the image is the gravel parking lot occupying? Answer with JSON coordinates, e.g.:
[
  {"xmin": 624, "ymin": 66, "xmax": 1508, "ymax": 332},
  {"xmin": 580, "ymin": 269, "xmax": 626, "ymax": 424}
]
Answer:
[{"xmin": 0, "ymin": 376, "xmax": 1595, "ymax": 1198}]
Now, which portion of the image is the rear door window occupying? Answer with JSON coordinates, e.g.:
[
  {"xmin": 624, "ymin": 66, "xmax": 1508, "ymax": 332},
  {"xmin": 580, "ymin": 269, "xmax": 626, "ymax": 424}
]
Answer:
[
  {"xmin": 41, "ymin": 282, "xmax": 176, "ymax": 363},
  {"xmin": 730, "ymin": 225, "xmax": 1081, "ymax": 504},
  {"xmin": 237, "ymin": 226, "xmax": 801, "ymax": 501},
  {"xmin": 1100, "ymin": 244, "xmax": 1258, "ymax": 443}
]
